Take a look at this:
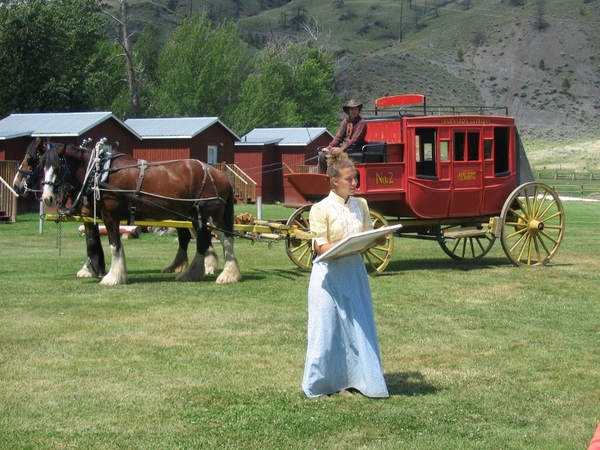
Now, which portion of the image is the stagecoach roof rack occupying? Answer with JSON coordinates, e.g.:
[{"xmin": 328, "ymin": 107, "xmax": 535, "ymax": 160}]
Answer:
[{"xmin": 372, "ymin": 94, "xmax": 509, "ymax": 117}]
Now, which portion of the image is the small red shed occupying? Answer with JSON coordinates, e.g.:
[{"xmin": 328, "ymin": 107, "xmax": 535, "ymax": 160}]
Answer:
[
  {"xmin": 124, "ymin": 117, "xmax": 239, "ymax": 164},
  {"xmin": 235, "ymin": 128, "xmax": 333, "ymax": 204}
]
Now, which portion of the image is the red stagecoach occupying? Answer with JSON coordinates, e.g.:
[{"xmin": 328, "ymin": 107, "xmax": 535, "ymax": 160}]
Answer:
[{"xmin": 283, "ymin": 94, "xmax": 565, "ymax": 274}]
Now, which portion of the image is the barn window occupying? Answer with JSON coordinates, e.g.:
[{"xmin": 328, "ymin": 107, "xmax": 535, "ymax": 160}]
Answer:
[{"xmin": 207, "ymin": 145, "xmax": 218, "ymax": 164}]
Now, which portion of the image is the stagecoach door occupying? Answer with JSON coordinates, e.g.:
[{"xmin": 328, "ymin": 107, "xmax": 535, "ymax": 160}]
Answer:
[
  {"xmin": 408, "ymin": 127, "xmax": 452, "ymax": 218},
  {"xmin": 448, "ymin": 129, "xmax": 484, "ymax": 216}
]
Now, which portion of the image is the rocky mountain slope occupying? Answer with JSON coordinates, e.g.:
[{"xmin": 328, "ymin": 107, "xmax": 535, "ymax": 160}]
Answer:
[{"xmin": 114, "ymin": 0, "xmax": 600, "ymax": 167}]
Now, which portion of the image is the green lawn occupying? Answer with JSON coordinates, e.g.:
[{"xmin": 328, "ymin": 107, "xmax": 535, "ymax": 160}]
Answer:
[{"xmin": 1, "ymin": 201, "xmax": 599, "ymax": 449}]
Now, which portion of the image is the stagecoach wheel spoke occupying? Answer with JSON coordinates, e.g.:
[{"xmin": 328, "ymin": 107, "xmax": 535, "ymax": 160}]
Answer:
[
  {"xmin": 500, "ymin": 182, "xmax": 565, "ymax": 266},
  {"xmin": 363, "ymin": 209, "xmax": 393, "ymax": 276},
  {"xmin": 438, "ymin": 224, "xmax": 496, "ymax": 260},
  {"xmin": 285, "ymin": 205, "xmax": 313, "ymax": 270}
]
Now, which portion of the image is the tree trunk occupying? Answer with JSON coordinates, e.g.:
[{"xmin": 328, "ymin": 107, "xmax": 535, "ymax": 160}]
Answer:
[{"xmin": 120, "ymin": 0, "xmax": 142, "ymax": 117}]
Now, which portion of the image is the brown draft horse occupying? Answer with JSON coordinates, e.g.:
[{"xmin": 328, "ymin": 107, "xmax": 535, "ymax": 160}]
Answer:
[
  {"xmin": 13, "ymin": 138, "xmax": 107, "ymax": 278},
  {"xmin": 40, "ymin": 140, "xmax": 241, "ymax": 286}
]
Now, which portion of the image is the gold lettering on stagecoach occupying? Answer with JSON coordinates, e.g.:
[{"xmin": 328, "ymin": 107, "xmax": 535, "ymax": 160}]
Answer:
[
  {"xmin": 376, "ymin": 171, "xmax": 394, "ymax": 184},
  {"xmin": 441, "ymin": 117, "xmax": 490, "ymax": 125},
  {"xmin": 458, "ymin": 170, "xmax": 478, "ymax": 181}
]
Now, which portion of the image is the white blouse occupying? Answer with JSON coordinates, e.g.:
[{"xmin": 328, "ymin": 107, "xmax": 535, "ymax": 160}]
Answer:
[{"xmin": 309, "ymin": 190, "xmax": 373, "ymax": 249}]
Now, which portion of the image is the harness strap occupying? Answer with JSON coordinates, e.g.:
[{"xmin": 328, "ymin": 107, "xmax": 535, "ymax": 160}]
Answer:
[
  {"xmin": 134, "ymin": 160, "xmax": 149, "ymax": 197},
  {"xmin": 199, "ymin": 162, "xmax": 209, "ymax": 197},
  {"xmin": 192, "ymin": 162, "xmax": 210, "ymax": 228}
]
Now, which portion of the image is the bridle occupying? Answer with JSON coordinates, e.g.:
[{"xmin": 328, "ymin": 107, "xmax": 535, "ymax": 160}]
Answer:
[
  {"xmin": 17, "ymin": 148, "xmax": 44, "ymax": 195},
  {"xmin": 41, "ymin": 153, "xmax": 75, "ymax": 208}
]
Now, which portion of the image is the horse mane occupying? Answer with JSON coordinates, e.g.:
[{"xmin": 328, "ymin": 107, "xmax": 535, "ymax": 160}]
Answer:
[{"xmin": 39, "ymin": 145, "xmax": 64, "ymax": 171}]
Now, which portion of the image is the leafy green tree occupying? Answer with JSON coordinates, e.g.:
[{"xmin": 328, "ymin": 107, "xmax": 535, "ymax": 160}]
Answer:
[
  {"xmin": 135, "ymin": 23, "xmax": 161, "ymax": 85},
  {"xmin": 229, "ymin": 42, "xmax": 340, "ymax": 135},
  {"xmin": 0, "ymin": 0, "xmax": 109, "ymax": 115},
  {"xmin": 152, "ymin": 15, "xmax": 249, "ymax": 118},
  {"xmin": 293, "ymin": 48, "xmax": 340, "ymax": 129}
]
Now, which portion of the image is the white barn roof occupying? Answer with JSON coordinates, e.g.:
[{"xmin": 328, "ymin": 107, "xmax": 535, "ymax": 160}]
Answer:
[
  {"xmin": 0, "ymin": 112, "xmax": 133, "ymax": 138},
  {"xmin": 125, "ymin": 117, "xmax": 239, "ymax": 140},
  {"xmin": 238, "ymin": 127, "xmax": 331, "ymax": 146}
]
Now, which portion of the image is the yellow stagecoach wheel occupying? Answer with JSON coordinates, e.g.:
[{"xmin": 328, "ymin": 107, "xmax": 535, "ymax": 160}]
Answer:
[
  {"xmin": 285, "ymin": 205, "xmax": 313, "ymax": 270},
  {"xmin": 500, "ymin": 182, "xmax": 565, "ymax": 266},
  {"xmin": 362, "ymin": 209, "xmax": 394, "ymax": 275},
  {"xmin": 438, "ymin": 223, "xmax": 496, "ymax": 260}
]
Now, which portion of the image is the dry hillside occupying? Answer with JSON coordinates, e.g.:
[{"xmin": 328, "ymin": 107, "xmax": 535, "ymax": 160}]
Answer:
[{"xmin": 111, "ymin": 0, "xmax": 600, "ymax": 168}]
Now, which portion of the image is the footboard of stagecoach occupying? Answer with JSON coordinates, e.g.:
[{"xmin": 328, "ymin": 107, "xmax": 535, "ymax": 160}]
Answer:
[{"xmin": 283, "ymin": 172, "xmax": 330, "ymax": 205}]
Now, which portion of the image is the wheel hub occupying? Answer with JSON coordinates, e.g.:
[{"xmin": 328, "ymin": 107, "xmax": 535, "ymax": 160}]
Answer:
[{"xmin": 529, "ymin": 219, "xmax": 544, "ymax": 232}]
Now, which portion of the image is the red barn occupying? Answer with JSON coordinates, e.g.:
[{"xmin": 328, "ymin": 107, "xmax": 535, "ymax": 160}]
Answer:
[
  {"xmin": 124, "ymin": 117, "xmax": 239, "ymax": 164},
  {"xmin": 0, "ymin": 112, "xmax": 140, "ymax": 214},
  {"xmin": 235, "ymin": 128, "xmax": 332, "ymax": 204}
]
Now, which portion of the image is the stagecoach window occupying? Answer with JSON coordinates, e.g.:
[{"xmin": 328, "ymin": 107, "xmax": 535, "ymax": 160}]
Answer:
[
  {"xmin": 494, "ymin": 127, "xmax": 510, "ymax": 174},
  {"xmin": 454, "ymin": 133, "xmax": 465, "ymax": 161},
  {"xmin": 484, "ymin": 140, "xmax": 493, "ymax": 159},
  {"xmin": 415, "ymin": 135, "xmax": 421, "ymax": 162},
  {"xmin": 440, "ymin": 141, "xmax": 449, "ymax": 161},
  {"xmin": 424, "ymin": 143, "xmax": 433, "ymax": 160},
  {"xmin": 467, "ymin": 132, "xmax": 480, "ymax": 161},
  {"xmin": 415, "ymin": 128, "xmax": 437, "ymax": 177}
]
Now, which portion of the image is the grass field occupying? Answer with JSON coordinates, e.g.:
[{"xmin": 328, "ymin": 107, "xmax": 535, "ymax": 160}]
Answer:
[{"xmin": 1, "ymin": 201, "xmax": 600, "ymax": 449}]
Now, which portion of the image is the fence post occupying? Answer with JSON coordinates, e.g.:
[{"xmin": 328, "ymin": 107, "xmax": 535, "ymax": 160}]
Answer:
[{"xmin": 257, "ymin": 197, "xmax": 262, "ymax": 220}]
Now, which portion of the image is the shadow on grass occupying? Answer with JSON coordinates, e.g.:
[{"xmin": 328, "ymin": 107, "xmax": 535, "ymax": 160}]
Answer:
[
  {"xmin": 241, "ymin": 268, "xmax": 308, "ymax": 281},
  {"xmin": 124, "ymin": 268, "xmax": 308, "ymax": 284},
  {"xmin": 385, "ymin": 371, "xmax": 439, "ymax": 397},
  {"xmin": 380, "ymin": 257, "xmax": 513, "ymax": 274}
]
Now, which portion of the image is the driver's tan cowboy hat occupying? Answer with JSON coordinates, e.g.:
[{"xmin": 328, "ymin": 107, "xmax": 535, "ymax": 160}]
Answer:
[{"xmin": 342, "ymin": 99, "xmax": 363, "ymax": 114}]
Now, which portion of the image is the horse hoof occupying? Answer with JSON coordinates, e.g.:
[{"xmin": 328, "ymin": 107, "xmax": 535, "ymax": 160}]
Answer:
[
  {"xmin": 77, "ymin": 269, "xmax": 95, "ymax": 278},
  {"xmin": 100, "ymin": 274, "xmax": 127, "ymax": 286},
  {"xmin": 215, "ymin": 272, "xmax": 242, "ymax": 284},
  {"xmin": 215, "ymin": 262, "xmax": 242, "ymax": 284}
]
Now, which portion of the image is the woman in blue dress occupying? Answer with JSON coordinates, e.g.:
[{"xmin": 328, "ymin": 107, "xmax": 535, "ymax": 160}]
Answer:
[{"xmin": 302, "ymin": 148, "xmax": 389, "ymax": 399}]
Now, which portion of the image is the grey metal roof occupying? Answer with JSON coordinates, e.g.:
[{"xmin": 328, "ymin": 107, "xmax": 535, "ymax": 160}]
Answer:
[
  {"xmin": 125, "ymin": 117, "xmax": 239, "ymax": 140},
  {"xmin": 239, "ymin": 127, "xmax": 331, "ymax": 146},
  {"xmin": 0, "ymin": 130, "xmax": 32, "ymax": 140},
  {"xmin": 0, "ymin": 112, "xmax": 121, "ymax": 138}
]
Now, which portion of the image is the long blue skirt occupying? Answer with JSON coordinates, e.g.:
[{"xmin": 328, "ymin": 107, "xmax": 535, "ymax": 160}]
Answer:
[{"xmin": 301, "ymin": 253, "xmax": 389, "ymax": 398}]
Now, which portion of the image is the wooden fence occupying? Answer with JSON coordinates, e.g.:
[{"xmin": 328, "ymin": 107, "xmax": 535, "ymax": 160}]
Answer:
[{"xmin": 0, "ymin": 161, "xmax": 18, "ymax": 223}]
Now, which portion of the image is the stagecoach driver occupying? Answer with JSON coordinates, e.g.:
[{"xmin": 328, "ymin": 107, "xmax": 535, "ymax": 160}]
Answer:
[{"xmin": 318, "ymin": 99, "xmax": 367, "ymax": 173}]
